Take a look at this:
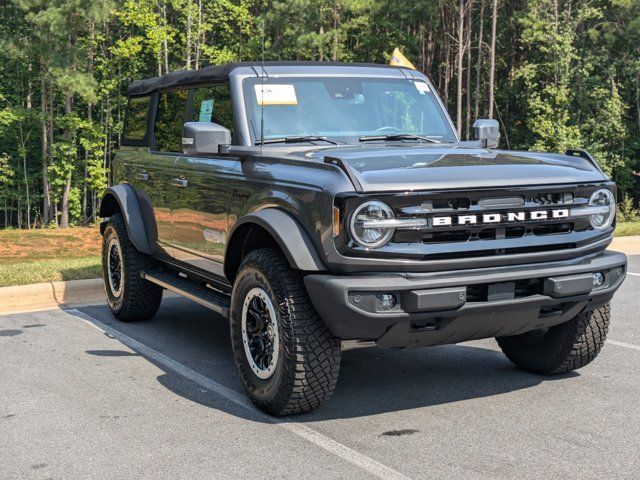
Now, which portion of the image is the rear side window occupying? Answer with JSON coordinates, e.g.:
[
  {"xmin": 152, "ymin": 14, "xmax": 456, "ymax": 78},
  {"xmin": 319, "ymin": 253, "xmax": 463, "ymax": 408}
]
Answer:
[
  {"xmin": 189, "ymin": 84, "xmax": 234, "ymax": 135},
  {"xmin": 123, "ymin": 96, "xmax": 150, "ymax": 141},
  {"xmin": 155, "ymin": 90, "xmax": 189, "ymax": 152}
]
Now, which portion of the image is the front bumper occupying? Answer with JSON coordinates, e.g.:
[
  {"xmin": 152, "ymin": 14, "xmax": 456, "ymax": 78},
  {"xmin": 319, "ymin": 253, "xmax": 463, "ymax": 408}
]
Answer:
[{"xmin": 304, "ymin": 250, "xmax": 627, "ymax": 348}]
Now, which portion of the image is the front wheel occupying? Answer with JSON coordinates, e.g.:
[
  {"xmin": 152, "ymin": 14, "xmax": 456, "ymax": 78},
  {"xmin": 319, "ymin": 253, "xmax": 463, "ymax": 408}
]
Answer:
[
  {"xmin": 230, "ymin": 248, "xmax": 341, "ymax": 415},
  {"xmin": 496, "ymin": 304, "xmax": 610, "ymax": 374}
]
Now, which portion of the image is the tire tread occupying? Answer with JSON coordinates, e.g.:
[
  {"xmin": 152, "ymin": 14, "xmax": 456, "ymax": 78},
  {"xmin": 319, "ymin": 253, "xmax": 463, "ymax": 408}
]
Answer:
[
  {"xmin": 497, "ymin": 303, "xmax": 610, "ymax": 374},
  {"xmin": 231, "ymin": 248, "xmax": 341, "ymax": 415},
  {"xmin": 102, "ymin": 213, "xmax": 163, "ymax": 322}
]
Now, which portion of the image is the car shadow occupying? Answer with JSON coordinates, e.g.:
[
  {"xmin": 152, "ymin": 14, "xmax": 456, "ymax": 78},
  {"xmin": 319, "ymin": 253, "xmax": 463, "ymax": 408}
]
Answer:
[{"xmin": 77, "ymin": 298, "xmax": 578, "ymax": 423}]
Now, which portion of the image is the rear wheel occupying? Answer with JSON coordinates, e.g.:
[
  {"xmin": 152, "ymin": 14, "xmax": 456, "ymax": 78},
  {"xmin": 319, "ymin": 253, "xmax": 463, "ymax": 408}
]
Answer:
[
  {"xmin": 230, "ymin": 248, "xmax": 341, "ymax": 415},
  {"xmin": 496, "ymin": 304, "xmax": 610, "ymax": 374},
  {"xmin": 102, "ymin": 213, "xmax": 163, "ymax": 321}
]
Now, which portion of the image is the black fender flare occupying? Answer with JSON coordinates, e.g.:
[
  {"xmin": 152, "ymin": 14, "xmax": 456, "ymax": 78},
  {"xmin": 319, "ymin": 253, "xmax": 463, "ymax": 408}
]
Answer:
[
  {"xmin": 98, "ymin": 184, "xmax": 156, "ymax": 255},
  {"xmin": 225, "ymin": 208, "xmax": 327, "ymax": 278}
]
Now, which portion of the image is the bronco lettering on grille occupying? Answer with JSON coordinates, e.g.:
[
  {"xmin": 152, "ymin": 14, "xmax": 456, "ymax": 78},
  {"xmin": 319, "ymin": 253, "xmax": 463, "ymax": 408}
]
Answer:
[{"xmin": 431, "ymin": 209, "xmax": 570, "ymax": 226}]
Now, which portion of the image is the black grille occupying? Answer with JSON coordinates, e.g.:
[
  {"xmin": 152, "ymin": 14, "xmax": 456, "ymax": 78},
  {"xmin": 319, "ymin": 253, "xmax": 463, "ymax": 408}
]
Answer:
[
  {"xmin": 336, "ymin": 183, "xmax": 611, "ymax": 263},
  {"xmin": 414, "ymin": 222, "xmax": 574, "ymax": 244}
]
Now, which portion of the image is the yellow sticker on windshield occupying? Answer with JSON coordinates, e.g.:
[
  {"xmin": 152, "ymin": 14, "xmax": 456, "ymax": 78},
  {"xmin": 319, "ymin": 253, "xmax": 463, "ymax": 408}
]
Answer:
[{"xmin": 254, "ymin": 84, "xmax": 298, "ymax": 105}]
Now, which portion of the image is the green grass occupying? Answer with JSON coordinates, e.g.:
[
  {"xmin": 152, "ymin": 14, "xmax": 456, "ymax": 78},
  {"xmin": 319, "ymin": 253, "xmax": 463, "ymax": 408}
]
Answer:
[
  {"xmin": 615, "ymin": 222, "xmax": 640, "ymax": 237},
  {"xmin": 0, "ymin": 227, "xmax": 102, "ymax": 287},
  {"xmin": 0, "ymin": 256, "xmax": 102, "ymax": 288}
]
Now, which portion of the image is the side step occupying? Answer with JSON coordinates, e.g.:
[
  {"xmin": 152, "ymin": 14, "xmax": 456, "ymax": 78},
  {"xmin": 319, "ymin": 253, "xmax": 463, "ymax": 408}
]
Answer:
[{"xmin": 141, "ymin": 271, "xmax": 230, "ymax": 317}]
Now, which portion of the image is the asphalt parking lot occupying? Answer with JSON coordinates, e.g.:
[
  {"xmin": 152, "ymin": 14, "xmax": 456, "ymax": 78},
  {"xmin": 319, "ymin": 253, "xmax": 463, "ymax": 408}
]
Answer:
[{"xmin": 2, "ymin": 255, "xmax": 639, "ymax": 480}]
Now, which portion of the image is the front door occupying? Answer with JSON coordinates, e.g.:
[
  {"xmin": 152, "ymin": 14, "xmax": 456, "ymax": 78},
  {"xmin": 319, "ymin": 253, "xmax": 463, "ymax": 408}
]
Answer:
[
  {"xmin": 170, "ymin": 83, "xmax": 240, "ymax": 278},
  {"xmin": 171, "ymin": 155, "xmax": 241, "ymax": 277}
]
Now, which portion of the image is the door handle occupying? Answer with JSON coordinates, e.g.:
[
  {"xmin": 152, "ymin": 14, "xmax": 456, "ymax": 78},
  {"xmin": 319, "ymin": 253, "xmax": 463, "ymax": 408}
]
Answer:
[
  {"xmin": 135, "ymin": 172, "xmax": 149, "ymax": 181},
  {"xmin": 171, "ymin": 178, "xmax": 188, "ymax": 188}
]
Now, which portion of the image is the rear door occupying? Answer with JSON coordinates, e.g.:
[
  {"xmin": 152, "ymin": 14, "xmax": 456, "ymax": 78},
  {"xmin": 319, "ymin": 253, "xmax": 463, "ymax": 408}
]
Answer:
[
  {"xmin": 170, "ymin": 83, "xmax": 242, "ymax": 278},
  {"xmin": 118, "ymin": 94, "xmax": 175, "ymax": 258},
  {"xmin": 145, "ymin": 89, "xmax": 191, "ymax": 257}
]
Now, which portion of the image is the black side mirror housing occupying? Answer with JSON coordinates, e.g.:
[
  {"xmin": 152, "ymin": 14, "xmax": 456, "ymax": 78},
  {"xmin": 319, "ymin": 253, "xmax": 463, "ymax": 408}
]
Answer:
[
  {"xmin": 473, "ymin": 119, "xmax": 500, "ymax": 149},
  {"xmin": 181, "ymin": 122, "xmax": 232, "ymax": 156}
]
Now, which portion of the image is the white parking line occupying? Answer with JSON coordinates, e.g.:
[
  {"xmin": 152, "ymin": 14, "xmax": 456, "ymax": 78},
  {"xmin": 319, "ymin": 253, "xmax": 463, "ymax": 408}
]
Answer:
[
  {"xmin": 608, "ymin": 339, "xmax": 640, "ymax": 351},
  {"xmin": 67, "ymin": 309, "xmax": 411, "ymax": 480},
  {"xmin": 627, "ymin": 272, "xmax": 640, "ymax": 277}
]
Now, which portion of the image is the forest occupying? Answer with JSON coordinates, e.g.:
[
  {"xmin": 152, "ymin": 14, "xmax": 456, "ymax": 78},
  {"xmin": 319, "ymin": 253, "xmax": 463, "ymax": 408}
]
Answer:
[{"xmin": 0, "ymin": 0, "xmax": 639, "ymax": 229}]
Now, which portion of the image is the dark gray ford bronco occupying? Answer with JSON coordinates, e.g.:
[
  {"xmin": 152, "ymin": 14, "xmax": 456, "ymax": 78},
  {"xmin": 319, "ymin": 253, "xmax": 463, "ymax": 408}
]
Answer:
[{"xmin": 100, "ymin": 61, "xmax": 627, "ymax": 415}]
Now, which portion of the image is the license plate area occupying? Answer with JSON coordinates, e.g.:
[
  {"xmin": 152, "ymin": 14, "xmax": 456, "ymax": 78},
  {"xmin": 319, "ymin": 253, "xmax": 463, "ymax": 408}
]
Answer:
[{"xmin": 487, "ymin": 282, "xmax": 515, "ymax": 301}]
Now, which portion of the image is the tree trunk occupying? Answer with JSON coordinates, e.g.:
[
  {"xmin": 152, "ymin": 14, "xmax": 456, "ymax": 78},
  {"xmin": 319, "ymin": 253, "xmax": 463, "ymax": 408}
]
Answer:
[
  {"xmin": 443, "ymin": 6, "xmax": 451, "ymax": 106},
  {"xmin": 17, "ymin": 199, "xmax": 22, "ymax": 230},
  {"xmin": 636, "ymin": 70, "xmax": 640, "ymax": 138},
  {"xmin": 195, "ymin": 0, "xmax": 202, "ymax": 70},
  {"xmin": 60, "ymin": 89, "xmax": 73, "ymax": 229},
  {"xmin": 163, "ymin": 2, "xmax": 169, "ymax": 73},
  {"xmin": 475, "ymin": 0, "xmax": 485, "ymax": 120},
  {"xmin": 26, "ymin": 63, "xmax": 33, "ymax": 109},
  {"xmin": 40, "ymin": 72, "xmax": 50, "ymax": 227},
  {"xmin": 18, "ymin": 124, "xmax": 32, "ymax": 230},
  {"xmin": 332, "ymin": 5, "xmax": 340, "ymax": 61},
  {"xmin": 426, "ymin": 26, "xmax": 434, "ymax": 77},
  {"xmin": 465, "ymin": 1, "xmax": 472, "ymax": 138},
  {"xmin": 60, "ymin": 172, "xmax": 72, "ymax": 229},
  {"xmin": 419, "ymin": 20, "xmax": 426, "ymax": 72},
  {"xmin": 83, "ymin": 22, "xmax": 95, "ymax": 227},
  {"xmin": 488, "ymin": 0, "xmax": 498, "ymax": 119},
  {"xmin": 456, "ymin": 0, "xmax": 465, "ymax": 137},
  {"xmin": 186, "ymin": 10, "xmax": 192, "ymax": 69},
  {"xmin": 47, "ymin": 78, "xmax": 56, "ymax": 225},
  {"xmin": 22, "ymin": 151, "xmax": 31, "ymax": 230}
]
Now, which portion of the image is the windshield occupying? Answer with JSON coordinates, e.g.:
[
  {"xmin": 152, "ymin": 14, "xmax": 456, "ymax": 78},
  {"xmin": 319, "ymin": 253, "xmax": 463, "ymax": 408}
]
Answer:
[{"xmin": 242, "ymin": 77, "xmax": 457, "ymax": 145}]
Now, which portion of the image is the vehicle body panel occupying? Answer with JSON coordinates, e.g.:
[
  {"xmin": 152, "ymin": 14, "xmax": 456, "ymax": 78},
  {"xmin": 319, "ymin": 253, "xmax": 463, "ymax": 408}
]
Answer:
[
  {"xmin": 111, "ymin": 147, "xmax": 176, "ymax": 258},
  {"xmin": 171, "ymin": 155, "xmax": 241, "ymax": 276},
  {"xmin": 103, "ymin": 61, "xmax": 626, "ymax": 347}
]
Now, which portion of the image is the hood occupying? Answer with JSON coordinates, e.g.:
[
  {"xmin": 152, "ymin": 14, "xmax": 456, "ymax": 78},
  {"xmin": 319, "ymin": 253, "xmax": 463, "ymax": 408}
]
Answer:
[{"xmin": 285, "ymin": 145, "xmax": 607, "ymax": 192}]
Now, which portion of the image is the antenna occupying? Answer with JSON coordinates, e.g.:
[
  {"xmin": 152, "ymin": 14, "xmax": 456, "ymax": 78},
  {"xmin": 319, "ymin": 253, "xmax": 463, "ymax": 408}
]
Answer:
[{"xmin": 259, "ymin": 17, "xmax": 265, "ymax": 150}]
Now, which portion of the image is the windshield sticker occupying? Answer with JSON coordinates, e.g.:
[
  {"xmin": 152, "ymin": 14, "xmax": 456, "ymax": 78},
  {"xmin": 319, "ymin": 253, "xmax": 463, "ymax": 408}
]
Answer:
[
  {"xmin": 414, "ymin": 81, "xmax": 431, "ymax": 94},
  {"xmin": 254, "ymin": 84, "xmax": 298, "ymax": 106},
  {"xmin": 199, "ymin": 99, "xmax": 214, "ymax": 122}
]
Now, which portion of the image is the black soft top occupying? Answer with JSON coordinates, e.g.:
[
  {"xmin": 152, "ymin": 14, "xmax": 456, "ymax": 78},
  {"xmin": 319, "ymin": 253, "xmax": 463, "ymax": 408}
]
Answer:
[{"xmin": 126, "ymin": 61, "xmax": 401, "ymax": 96}]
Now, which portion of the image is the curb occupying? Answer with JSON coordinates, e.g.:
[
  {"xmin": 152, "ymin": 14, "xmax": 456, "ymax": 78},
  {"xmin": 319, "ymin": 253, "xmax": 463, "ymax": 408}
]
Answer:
[
  {"xmin": 609, "ymin": 236, "xmax": 640, "ymax": 256},
  {"xmin": 0, "ymin": 278, "xmax": 106, "ymax": 315}
]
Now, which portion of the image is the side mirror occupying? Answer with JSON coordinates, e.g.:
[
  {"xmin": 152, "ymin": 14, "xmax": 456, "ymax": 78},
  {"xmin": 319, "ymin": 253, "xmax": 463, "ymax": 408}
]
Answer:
[
  {"xmin": 473, "ymin": 119, "xmax": 500, "ymax": 149},
  {"xmin": 181, "ymin": 122, "xmax": 231, "ymax": 156}
]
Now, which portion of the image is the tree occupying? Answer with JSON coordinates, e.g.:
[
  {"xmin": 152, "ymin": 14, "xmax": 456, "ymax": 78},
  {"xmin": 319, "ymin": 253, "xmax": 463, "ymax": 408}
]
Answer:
[{"xmin": 488, "ymin": 0, "xmax": 497, "ymax": 119}]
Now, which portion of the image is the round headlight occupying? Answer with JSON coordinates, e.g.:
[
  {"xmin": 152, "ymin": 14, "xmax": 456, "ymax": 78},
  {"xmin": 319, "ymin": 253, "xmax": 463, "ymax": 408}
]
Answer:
[
  {"xmin": 349, "ymin": 201, "xmax": 395, "ymax": 248},
  {"xmin": 589, "ymin": 188, "xmax": 615, "ymax": 230}
]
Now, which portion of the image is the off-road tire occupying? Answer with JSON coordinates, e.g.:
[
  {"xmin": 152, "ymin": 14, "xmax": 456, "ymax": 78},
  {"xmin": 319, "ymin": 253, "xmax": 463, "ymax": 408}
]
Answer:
[
  {"xmin": 102, "ymin": 212, "xmax": 163, "ymax": 321},
  {"xmin": 496, "ymin": 303, "xmax": 610, "ymax": 374},
  {"xmin": 230, "ymin": 248, "xmax": 341, "ymax": 416}
]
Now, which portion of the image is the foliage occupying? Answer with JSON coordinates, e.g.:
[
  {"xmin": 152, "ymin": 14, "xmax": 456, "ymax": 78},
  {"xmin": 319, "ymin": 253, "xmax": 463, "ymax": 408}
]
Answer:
[{"xmin": 617, "ymin": 196, "xmax": 640, "ymax": 222}]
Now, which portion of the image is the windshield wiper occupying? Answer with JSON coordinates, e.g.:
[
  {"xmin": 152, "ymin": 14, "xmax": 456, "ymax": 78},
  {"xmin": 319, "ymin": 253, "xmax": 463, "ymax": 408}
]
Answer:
[
  {"xmin": 255, "ymin": 135, "xmax": 339, "ymax": 146},
  {"xmin": 359, "ymin": 134, "xmax": 441, "ymax": 144}
]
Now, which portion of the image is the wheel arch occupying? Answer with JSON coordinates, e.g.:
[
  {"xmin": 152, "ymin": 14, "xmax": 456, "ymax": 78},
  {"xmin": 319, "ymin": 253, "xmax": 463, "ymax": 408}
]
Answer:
[
  {"xmin": 98, "ymin": 184, "xmax": 156, "ymax": 255},
  {"xmin": 224, "ymin": 209, "xmax": 326, "ymax": 282}
]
